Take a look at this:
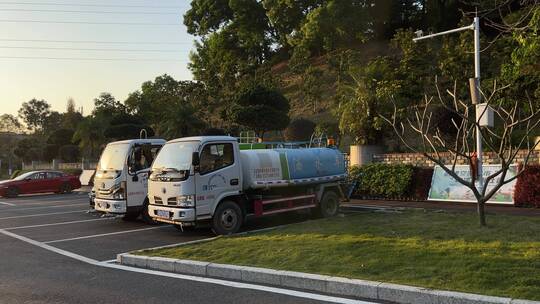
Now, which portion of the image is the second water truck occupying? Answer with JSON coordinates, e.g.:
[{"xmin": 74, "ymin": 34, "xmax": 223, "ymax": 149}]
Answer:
[{"xmin": 148, "ymin": 136, "xmax": 347, "ymax": 235}]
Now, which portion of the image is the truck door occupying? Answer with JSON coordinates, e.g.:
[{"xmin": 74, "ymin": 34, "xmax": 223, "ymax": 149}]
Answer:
[
  {"xmin": 126, "ymin": 145, "xmax": 161, "ymax": 208},
  {"xmin": 195, "ymin": 142, "xmax": 241, "ymax": 217}
]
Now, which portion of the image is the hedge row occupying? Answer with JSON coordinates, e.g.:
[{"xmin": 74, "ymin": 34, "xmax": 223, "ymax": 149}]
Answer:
[
  {"xmin": 351, "ymin": 163, "xmax": 539, "ymax": 207},
  {"xmin": 349, "ymin": 163, "xmax": 433, "ymax": 200}
]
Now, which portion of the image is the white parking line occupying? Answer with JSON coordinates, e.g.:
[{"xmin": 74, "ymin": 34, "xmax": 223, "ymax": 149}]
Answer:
[
  {"xmin": 5, "ymin": 217, "xmax": 113, "ymax": 230},
  {"xmin": 0, "ymin": 203, "xmax": 87, "ymax": 212},
  {"xmin": 0, "ymin": 201, "xmax": 16, "ymax": 206},
  {"xmin": 0, "ymin": 210, "xmax": 84, "ymax": 220},
  {"xmin": 0, "ymin": 228, "xmax": 376, "ymax": 304},
  {"xmin": 44, "ymin": 226, "xmax": 165, "ymax": 244}
]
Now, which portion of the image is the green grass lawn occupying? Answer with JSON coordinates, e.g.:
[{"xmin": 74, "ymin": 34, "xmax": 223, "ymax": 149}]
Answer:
[{"xmin": 141, "ymin": 210, "xmax": 540, "ymax": 300}]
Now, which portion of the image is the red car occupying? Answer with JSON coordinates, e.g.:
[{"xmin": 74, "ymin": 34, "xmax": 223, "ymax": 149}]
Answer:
[{"xmin": 0, "ymin": 171, "xmax": 81, "ymax": 198}]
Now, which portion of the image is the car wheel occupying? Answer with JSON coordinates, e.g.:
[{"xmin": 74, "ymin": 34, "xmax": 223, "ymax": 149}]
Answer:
[
  {"xmin": 61, "ymin": 183, "xmax": 72, "ymax": 194},
  {"xmin": 6, "ymin": 186, "xmax": 19, "ymax": 198},
  {"xmin": 212, "ymin": 200, "xmax": 243, "ymax": 235}
]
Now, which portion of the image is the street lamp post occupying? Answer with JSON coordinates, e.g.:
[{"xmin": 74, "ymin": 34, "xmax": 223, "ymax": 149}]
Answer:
[{"xmin": 413, "ymin": 17, "xmax": 484, "ymax": 192}]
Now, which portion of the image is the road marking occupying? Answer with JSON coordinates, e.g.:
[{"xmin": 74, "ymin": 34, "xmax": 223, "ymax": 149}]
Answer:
[
  {"xmin": 0, "ymin": 203, "xmax": 87, "ymax": 212},
  {"xmin": 5, "ymin": 217, "xmax": 113, "ymax": 230},
  {"xmin": 44, "ymin": 226, "xmax": 165, "ymax": 244},
  {"xmin": 101, "ymin": 259, "xmax": 118, "ymax": 263},
  {"xmin": 0, "ymin": 201, "xmax": 16, "ymax": 206},
  {"xmin": 0, "ymin": 228, "xmax": 376, "ymax": 304},
  {"xmin": 0, "ymin": 229, "xmax": 98, "ymax": 264},
  {"xmin": 0, "ymin": 210, "xmax": 84, "ymax": 220}
]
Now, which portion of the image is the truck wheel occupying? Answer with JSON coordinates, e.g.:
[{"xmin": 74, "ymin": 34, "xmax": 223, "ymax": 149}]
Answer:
[
  {"xmin": 212, "ymin": 201, "xmax": 243, "ymax": 235},
  {"xmin": 6, "ymin": 186, "xmax": 19, "ymax": 198},
  {"xmin": 318, "ymin": 191, "xmax": 340, "ymax": 218},
  {"xmin": 123, "ymin": 211, "xmax": 139, "ymax": 221},
  {"xmin": 140, "ymin": 200, "xmax": 157, "ymax": 225}
]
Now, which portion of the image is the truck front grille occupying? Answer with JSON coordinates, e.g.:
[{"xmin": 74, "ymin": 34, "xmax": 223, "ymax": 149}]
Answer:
[
  {"xmin": 167, "ymin": 198, "xmax": 177, "ymax": 206},
  {"xmin": 154, "ymin": 196, "xmax": 163, "ymax": 205}
]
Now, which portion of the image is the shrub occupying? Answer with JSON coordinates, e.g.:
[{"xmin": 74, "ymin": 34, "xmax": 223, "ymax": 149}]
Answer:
[
  {"xmin": 514, "ymin": 165, "xmax": 540, "ymax": 208},
  {"xmin": 350, "ymin": 163, "xmax": 414, "ymax": 198}
]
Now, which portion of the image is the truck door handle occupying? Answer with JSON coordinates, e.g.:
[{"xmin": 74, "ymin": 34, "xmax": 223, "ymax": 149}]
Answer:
[{"xmin": 230, "ymin": 179, "xmax": 239, "ymax": 186}]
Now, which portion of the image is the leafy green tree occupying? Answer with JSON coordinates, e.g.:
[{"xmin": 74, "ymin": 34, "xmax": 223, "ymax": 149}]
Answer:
[
  {"xmin": 92, "ymin": 93, "xmax": 126, "ymax": 118},
  {"xmin": 103, "ymin": 113, "xmax": 154, "ymax": 141},
  {"xmin": 58, "ymin": 145, "xmax": 80, "ymax": 162},
  {"xmin": 301, "ymin": 67, "xmax": 324, "ymax": 113},
  {"xmin": 42, "ymin": 111, "xmax": 63, "ymax": 135},
  {"xmin": 14, "ymin": 136, "xmax": 44, "ymax": 162},
  {"xmin": 125, "ymin": 75, "xmax": 209, "ymax": 136},
  {"xmin": 0, "ymin": 114, "xmax": 23, "ymax": 133},
  {"xmin": 284, "ymin": 118, "xmax": 316, "ymax": 141},
  {"xmin": 18, "ymin": 99, "xmax": 51, "ymax": 132},
  {"xmin": 230, "ymin": 84, "xmax": 290, "ymax": 140},
  {"xmin": 62, "ymin": 98, "xmax": 83, "ymax": 130},
  {"xmin": 72, "ymin": 117, "xmax": 106, "ymax": 159},
  {"xmin": 335, "ymin": 58, "xmax": 397, "ymax": 144}
]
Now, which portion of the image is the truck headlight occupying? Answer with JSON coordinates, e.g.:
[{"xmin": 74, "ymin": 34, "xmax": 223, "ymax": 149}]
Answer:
[
  {"xmin": 112, "ymin": 181, "xmax": 126, "ymax": 200},
  {"xmin": 177, "ymin": 195, "xmax": 195, "ymax": 208}
]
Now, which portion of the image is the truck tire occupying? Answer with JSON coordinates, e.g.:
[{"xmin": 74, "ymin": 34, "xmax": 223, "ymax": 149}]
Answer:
[
  {"xmin": 123, "ymin": 211, "xmax": 139, "ymax": 221},
  {"xmin": 318, "ymin": 190, "xmax": 340, "ymax": 218},
  {"xmin": 212, "ymin": 200, "xmax": 243, "ymax": 235},
  {"xmin": 140, "ymin": 200, "xmax": 157, "ymax": 225}
]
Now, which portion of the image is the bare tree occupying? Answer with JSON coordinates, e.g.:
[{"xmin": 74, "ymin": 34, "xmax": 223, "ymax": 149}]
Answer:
[{"xmin": 381, "ymin": 80, "xmax": 540, "ymax": 226}]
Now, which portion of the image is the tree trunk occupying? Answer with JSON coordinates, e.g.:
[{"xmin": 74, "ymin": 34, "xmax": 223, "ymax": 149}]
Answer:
[{"xmin": 477, "ymin": 200, "xmax": 487, "ymax": 226}]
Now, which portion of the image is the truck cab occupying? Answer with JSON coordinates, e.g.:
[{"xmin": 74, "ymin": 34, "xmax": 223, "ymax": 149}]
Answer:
[
  {"xmin": 93, "ymin": 138, "xmax": 166, "ymax": 223},
  {"xmin": 148, "ymin": 136, "xmax": 346, "ymax": 234},
  {"xmin": 148, "ymin": 136, "xmax": 241, "ymax": 230}
]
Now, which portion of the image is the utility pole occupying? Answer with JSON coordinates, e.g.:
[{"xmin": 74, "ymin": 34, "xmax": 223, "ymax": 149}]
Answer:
[{"xmin": 413, "ymin": 16, "xmax": 485, "ymax": 192}]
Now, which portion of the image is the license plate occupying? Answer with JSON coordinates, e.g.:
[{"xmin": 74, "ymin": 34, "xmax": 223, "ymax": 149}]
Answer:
[{"xmin": 156, "ymin": 210, "xmax": 169, "ymax": 219}]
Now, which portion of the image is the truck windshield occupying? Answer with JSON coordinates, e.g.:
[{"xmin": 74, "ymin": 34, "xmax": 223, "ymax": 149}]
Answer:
[
  {"xmin": 97, "ymin": 143, "xmax": 130, "ymax": 171},
  {"xmin": 152, "ymin": 141, "xmax": 199, "ymax": 172}
]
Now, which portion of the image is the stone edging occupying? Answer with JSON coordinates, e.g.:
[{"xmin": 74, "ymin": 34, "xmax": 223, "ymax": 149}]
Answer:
[{"xmin": 116, "ymin": 253, "xmax": 538, "ymax": 304}]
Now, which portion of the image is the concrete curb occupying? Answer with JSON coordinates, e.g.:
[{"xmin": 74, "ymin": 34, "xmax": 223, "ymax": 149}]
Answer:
[{"xmin": 116, "ymin": 254, "xmax": 538, "ymax": 304}]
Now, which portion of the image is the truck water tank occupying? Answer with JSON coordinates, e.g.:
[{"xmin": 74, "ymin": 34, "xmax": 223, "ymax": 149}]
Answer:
[{"xmin": 240, "ymin": 148, "xmax": 346, "ymax": 189}]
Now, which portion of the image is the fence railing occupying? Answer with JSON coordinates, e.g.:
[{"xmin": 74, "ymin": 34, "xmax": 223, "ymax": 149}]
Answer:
[{"xmin": 22, "ymin": 160, "xmax": 98, "ymax": 171}]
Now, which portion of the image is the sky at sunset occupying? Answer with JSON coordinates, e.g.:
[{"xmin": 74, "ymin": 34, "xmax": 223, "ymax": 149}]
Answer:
[{"xmin": 0, "ymin": 1, "xmax": 193, "ymax": 116}]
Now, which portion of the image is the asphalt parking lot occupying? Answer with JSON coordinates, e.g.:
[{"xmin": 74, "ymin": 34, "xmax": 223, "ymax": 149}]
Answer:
[
  {"xmin": 0, "ymin": 192, "xmax": 214, "ymax": 261},
  {"xmin": 0, "ymin": 191, "xmax": 382, "ymax": 304}
]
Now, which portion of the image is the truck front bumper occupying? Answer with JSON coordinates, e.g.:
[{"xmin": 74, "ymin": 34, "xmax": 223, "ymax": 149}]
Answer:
[
  {"xmin": 148, "ymin": 204, "xmax": 196, "ymax": 224},
  {"xmin": 94, "ymin": 198, "xmax": 127, "ymax": 214}
]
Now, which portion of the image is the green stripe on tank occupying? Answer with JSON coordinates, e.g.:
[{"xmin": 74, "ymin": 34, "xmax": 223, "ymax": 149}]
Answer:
[{"xmin": 279, "ymin": 152, "xmax": 290, "ymax": 180}]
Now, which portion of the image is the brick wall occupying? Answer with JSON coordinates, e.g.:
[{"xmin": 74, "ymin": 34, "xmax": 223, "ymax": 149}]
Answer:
[{"xmin": 372, "ymin": 150, "xmax": 540, "ymax": 167}]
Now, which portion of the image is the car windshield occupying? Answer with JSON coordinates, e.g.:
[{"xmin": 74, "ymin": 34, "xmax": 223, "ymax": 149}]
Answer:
[
  {"xmin": 13, "ymin": 171, "xmax": 36, "ymax": 181},
  {"xmin": 152, "ymin": 141, "xmax": 199, "ymax": 172},
  {"xmin": 97, "ymin": 143, "xmax": 130, "ymax": 171}
]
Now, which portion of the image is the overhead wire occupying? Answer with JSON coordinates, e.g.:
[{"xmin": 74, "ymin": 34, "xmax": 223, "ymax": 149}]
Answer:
[
  {"xmin": 0, "ymin": 8, "xmax": 179, "ymax": 14},
  {"xmin": 0, "ymin": 55, "xmax": 183, "ymax": 62},
  {"xmin": 0, "ymin": 19, "xmax": 181, "ymax": 25},
  {"xmin": 0, "ymin": 1, "xmax": 186, "ymax": 9},
  {"xmin": 0, "ymin": 38, "xmax": 191, "ymax": 45},
  {"xmin": 0, "ymin": 45, "xmax": 188, "ymax": 52}
]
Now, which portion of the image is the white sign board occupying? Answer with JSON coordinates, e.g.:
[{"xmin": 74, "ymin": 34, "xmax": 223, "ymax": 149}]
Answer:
[{"xmin": 428, "ymin": 165, "xmax": 517, "ymax": 205}]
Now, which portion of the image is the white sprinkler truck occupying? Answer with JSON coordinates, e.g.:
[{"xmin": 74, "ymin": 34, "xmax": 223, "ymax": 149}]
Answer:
[
  {"xmin": 148, "ymin": 136, "xmax": 347, "ymax": 235},
  {"xmin": 93, "ymin": 138, "xmax": 165, "ymax": 223}
]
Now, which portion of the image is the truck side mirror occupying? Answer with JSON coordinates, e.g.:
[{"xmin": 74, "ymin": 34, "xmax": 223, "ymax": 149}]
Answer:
[{"xmin": 192, "ymin": 152, "xmax": 200, "ymax": 167}]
